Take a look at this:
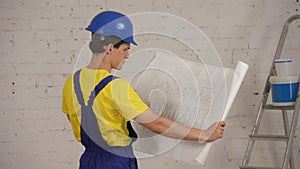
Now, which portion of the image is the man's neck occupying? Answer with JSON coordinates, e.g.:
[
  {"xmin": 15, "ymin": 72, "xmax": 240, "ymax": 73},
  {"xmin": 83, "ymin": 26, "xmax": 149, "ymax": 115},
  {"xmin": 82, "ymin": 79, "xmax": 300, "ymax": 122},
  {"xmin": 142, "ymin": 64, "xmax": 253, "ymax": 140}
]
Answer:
[{"xmin": 87, "ymin": 53, "xmax": 112, "ymax": 72}]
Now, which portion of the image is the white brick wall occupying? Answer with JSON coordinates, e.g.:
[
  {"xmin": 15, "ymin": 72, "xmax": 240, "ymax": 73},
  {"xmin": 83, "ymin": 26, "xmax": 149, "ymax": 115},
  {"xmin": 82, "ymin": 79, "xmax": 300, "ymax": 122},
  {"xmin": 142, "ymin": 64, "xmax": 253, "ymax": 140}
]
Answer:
[{"xmin": 0, "ymin": 0, "xmax": 299, "ymax": 169}]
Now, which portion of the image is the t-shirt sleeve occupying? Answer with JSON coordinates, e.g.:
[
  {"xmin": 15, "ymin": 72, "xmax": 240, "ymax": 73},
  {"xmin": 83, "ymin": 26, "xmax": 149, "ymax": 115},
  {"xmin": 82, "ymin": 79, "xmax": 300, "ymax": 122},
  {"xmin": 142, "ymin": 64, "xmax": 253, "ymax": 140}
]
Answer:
[
  {"xmin": 62, "ymin": 76, "xmax": 73, "ymax": 114},
  {"xmin": 111, "ymin": 79, "xmax": 149, "ymax": 120}
]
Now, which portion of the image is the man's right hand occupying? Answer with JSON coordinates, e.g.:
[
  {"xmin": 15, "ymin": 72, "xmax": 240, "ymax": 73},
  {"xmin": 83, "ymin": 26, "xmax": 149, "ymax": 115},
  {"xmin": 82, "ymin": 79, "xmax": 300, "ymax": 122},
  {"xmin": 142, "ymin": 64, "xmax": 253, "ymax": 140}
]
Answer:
[{"xmin": 199, "ymin": 121, "xmax": 226, "ymax": 142}]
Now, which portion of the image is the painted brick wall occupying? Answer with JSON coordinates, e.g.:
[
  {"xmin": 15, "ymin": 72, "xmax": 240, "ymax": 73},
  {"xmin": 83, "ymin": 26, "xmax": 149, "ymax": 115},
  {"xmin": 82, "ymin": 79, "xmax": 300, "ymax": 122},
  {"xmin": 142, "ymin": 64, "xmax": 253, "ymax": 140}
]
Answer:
[{"xmin": 0, "ymin": 0, "xmax": 299, "ymax": 169}]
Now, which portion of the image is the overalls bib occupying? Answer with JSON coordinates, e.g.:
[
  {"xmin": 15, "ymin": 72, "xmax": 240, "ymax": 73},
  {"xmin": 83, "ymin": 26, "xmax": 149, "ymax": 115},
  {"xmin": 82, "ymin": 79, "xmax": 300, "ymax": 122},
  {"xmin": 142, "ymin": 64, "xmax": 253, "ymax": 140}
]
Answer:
[{"xmin": 73, "ymin": 70, "xmax": 138, "ymax": 169}]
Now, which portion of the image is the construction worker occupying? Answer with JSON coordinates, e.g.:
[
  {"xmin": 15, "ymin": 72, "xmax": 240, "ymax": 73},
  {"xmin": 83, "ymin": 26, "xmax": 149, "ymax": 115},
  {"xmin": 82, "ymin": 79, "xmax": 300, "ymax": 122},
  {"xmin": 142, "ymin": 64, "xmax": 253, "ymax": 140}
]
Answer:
[{"xmin": 62, "ymin": 11, "xmax": 226, "ymax": 169}]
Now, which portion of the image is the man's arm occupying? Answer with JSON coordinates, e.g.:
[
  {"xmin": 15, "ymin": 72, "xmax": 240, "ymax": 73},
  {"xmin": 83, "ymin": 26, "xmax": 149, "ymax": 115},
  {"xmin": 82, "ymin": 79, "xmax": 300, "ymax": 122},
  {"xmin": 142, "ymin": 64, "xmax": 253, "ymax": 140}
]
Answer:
[{"xmin": 134, "ymin": 109, "xmax": 225, "ymax": 142}]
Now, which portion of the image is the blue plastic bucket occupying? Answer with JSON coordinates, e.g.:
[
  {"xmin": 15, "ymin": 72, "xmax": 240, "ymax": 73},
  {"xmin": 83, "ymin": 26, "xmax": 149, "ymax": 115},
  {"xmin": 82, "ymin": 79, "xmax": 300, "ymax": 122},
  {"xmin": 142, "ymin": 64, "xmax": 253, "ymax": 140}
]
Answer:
[{"xmin": 269, "ymin": 76, "xmax": 299, "ymax": 106}]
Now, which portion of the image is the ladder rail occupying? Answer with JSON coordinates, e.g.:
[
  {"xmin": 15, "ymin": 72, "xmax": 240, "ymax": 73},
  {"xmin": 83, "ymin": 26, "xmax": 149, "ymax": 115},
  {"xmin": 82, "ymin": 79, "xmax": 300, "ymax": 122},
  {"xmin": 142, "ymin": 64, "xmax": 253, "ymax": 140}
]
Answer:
[
  {"xmin": 282, "ymin": 95, "xmax": 300, "ymax": 169},
  {"xmin": 282, "ymin": 110, "xmax": 295, "ymax": 169},
  {"xmin": 273, "ymin": 15, "xmax": 300, "ymax": 60},
  {"xmin": 241, "ymin": 98, "xmax": 267, "ymax": 165},
  {"xmin": 272, "ymin": 15, "xmax": 300, "ymax": 75}
]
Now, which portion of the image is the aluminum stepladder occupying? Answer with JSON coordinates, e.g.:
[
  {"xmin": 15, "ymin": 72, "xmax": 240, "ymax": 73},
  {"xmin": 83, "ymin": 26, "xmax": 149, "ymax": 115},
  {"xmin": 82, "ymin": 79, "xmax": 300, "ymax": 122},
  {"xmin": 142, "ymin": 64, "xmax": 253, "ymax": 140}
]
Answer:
[{"xmin": 240, "ymin": 15, "xmax": 300, "ymax": 169}]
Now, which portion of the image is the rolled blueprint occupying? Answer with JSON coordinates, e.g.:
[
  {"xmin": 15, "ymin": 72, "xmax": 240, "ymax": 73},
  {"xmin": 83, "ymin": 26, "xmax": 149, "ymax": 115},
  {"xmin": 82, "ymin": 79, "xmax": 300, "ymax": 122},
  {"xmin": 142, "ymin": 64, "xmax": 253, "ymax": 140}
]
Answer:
[{"xmin": 196, "ymin": 61, "xmax": 249, "ymax": 164}]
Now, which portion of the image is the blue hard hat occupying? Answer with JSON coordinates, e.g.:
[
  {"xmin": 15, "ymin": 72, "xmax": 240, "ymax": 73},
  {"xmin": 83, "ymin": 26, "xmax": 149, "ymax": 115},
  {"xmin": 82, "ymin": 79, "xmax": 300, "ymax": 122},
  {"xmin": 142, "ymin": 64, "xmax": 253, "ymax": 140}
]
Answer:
[{"xmin": 86, "ymin": 11, "xmax": 137, "ymax": 45}]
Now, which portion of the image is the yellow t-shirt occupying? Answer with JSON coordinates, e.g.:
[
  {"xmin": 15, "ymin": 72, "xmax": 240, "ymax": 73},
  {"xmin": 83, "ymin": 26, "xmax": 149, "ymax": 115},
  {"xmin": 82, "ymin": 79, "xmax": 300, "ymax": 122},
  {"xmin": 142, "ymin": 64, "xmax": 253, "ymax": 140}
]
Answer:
[{"xmin": 62, "ymin": 67, "xmax": 149, "ymax": 146}]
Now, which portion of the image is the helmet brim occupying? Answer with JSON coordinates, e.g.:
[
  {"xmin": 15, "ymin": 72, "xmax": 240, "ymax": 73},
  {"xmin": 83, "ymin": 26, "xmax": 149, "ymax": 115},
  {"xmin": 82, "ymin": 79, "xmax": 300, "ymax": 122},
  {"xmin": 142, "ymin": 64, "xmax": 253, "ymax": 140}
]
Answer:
[{"xmin": 123, "ymin": 37, "xmax": 138, "ymax": 46}]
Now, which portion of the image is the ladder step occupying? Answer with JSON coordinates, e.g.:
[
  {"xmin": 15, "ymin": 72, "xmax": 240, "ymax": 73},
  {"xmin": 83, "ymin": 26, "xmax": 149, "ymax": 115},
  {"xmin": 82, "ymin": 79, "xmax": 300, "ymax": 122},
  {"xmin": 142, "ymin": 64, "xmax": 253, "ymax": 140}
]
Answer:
[
  {"xmin": 263, "ymin": 104, "xmax": 294, "ymax": 110},
  {"xmin": 249, "ymin": 134, "xmax": 289, "ymax": 141},
  {"xmin": 240, "ymin": 166, "xmax": 282, "ymax": 169}
]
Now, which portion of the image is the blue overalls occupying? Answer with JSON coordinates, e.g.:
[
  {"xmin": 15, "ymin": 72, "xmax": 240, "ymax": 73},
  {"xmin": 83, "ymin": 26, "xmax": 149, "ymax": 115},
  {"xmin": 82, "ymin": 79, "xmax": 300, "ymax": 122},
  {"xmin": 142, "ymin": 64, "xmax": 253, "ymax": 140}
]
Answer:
[{"xmin": 73, "ymin": 70, "xmax": 138, "ymax": 169}]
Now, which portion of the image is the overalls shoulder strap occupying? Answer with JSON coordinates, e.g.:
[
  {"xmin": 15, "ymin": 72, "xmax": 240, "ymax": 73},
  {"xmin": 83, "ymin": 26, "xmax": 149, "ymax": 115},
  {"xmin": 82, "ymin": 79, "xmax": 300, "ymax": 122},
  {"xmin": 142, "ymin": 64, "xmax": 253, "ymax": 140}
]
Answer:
[{"xmin": 73, "ymin": 69, "xmax": 117, "ymax": 149}]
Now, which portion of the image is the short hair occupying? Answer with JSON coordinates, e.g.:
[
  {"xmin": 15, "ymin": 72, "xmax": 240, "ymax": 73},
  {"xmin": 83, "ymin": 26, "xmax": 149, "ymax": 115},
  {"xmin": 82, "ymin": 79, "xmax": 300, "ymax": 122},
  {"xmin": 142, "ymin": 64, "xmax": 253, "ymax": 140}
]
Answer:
[{"xmin": 89, "ymin": 33, "xmax": 127, "ymax": 53}]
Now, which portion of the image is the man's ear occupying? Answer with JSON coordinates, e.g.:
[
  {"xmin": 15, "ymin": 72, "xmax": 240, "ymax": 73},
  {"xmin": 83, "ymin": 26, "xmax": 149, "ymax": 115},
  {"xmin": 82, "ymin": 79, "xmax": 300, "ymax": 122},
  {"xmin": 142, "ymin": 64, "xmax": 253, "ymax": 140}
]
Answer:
[{"xmin": 103, "ymin": 43, "xmax": 113, "ymax": 54}]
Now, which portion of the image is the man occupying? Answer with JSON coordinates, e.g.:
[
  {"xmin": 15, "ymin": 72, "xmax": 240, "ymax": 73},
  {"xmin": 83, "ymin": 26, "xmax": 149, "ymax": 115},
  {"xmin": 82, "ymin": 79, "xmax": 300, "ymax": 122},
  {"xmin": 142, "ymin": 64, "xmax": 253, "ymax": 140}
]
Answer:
[{"xmin": 62, "ymin": 11, "xmax": 226, "ymax": 169}]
